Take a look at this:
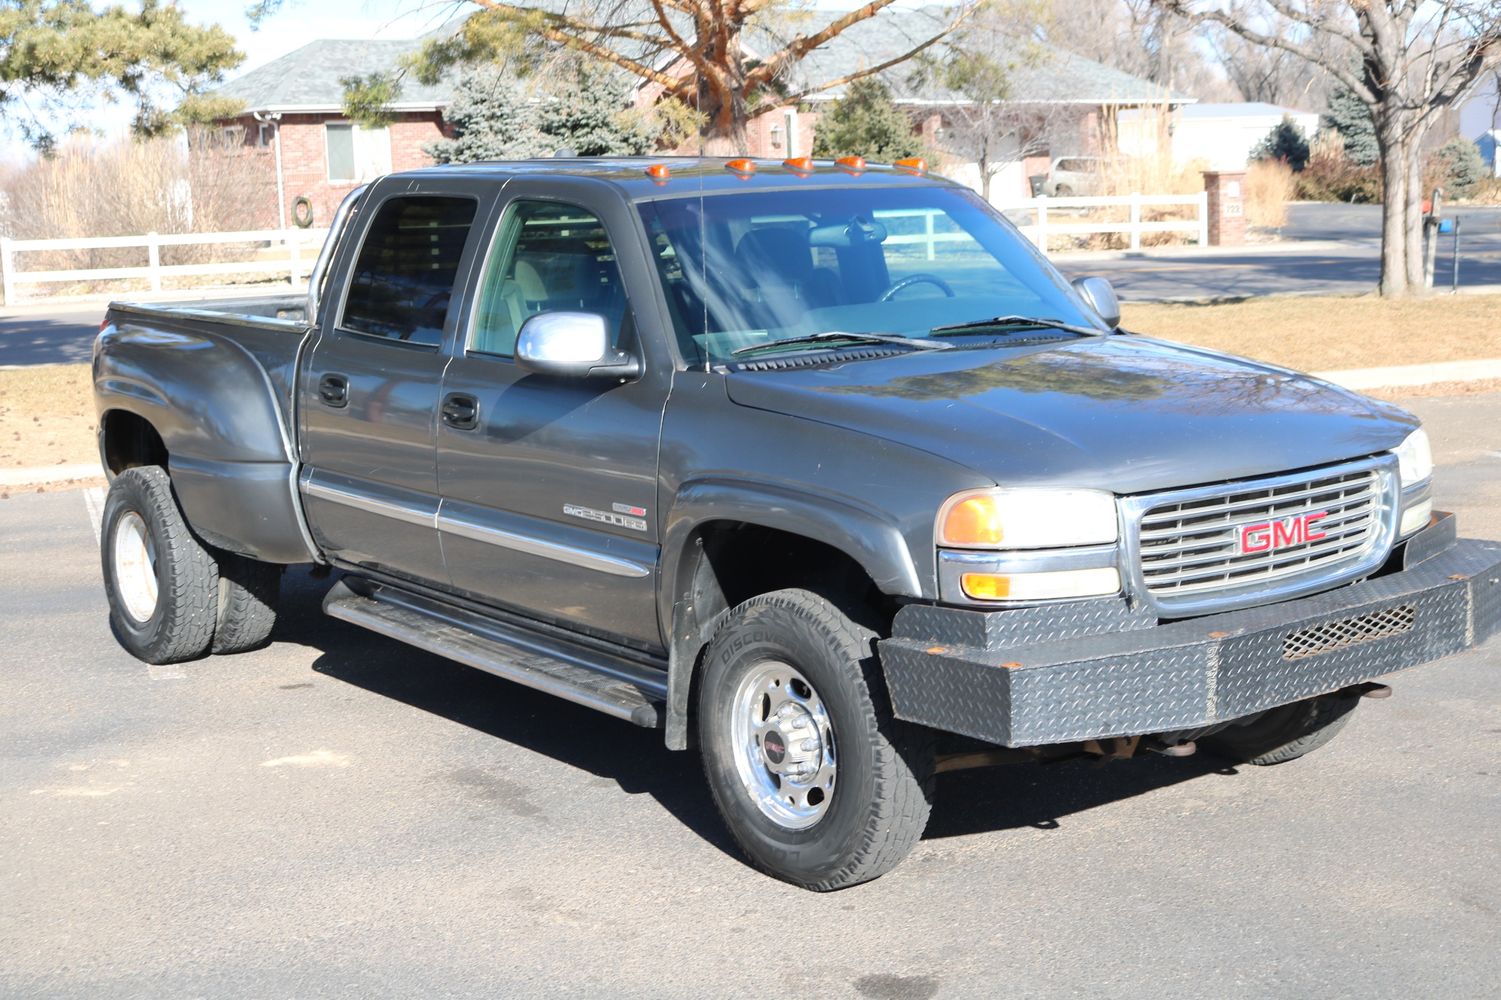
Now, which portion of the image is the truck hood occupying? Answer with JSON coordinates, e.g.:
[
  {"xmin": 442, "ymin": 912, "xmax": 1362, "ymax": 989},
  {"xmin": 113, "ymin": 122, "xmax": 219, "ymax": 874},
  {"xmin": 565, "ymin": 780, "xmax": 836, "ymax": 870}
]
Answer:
[{"xmin": 724, "ymin": 336, "xmax": 1417, "ymax": 494}]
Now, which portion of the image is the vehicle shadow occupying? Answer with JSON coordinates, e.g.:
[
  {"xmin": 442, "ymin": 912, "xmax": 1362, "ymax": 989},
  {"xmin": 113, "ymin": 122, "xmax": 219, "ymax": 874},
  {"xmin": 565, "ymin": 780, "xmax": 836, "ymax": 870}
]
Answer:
[
  {"xmin": 0, "ymin": 313, "xmax": 99, "ymax": 366},
  {"xmin": 276, "ymin": 569, "xmax": 1239, "ymax": 862}
]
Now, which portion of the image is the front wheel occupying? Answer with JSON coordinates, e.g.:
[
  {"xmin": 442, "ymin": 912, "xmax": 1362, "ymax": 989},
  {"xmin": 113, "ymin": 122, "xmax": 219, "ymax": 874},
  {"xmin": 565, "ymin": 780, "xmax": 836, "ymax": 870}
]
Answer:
[
  {"xmin": 1201, "ymin": 693, "xmax": 1359, "ymax": 766},
  {"xmin": 697, "ymin": 589, "xmax": 935, "ymax": 890}
]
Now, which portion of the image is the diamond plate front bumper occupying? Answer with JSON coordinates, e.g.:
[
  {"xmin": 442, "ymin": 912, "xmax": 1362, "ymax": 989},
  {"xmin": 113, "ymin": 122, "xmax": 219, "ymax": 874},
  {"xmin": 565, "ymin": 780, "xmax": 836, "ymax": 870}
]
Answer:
[{"xmin": 879, "ymin": 516, "xmax": 1501, "ymax": 747}]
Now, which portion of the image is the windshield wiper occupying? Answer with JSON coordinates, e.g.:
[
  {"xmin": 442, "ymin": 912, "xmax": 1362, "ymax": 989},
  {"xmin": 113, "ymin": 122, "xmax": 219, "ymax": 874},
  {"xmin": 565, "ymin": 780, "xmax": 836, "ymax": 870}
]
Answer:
[
  {"xmin": 732, "ymin": 331, "xmax": 950, "ymax": 358},
  {"xmin": 929, "ymin": 315, "xmax": 1105, "ymax": 338}
]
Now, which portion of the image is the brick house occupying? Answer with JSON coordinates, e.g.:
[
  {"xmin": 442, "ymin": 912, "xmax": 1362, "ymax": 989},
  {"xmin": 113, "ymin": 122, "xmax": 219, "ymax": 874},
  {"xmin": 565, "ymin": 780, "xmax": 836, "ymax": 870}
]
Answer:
[
  {"xmin": 210, "ymin": 38, "xmax": 452, "ymax": 230},
  {"xmin": 208, "ymin": 12, "xmax": 1187, "ymax": 224}
]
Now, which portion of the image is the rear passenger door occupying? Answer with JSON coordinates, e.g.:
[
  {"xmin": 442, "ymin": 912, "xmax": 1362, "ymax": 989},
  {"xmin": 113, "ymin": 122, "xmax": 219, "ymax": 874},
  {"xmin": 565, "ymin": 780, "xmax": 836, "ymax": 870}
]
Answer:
[
  {"xmin": 300, "ymin": 185, "xmax": 487, "ymax": 585},
  {"xmin": 436, "ymin": 181, "xmax": 669, "ymax": 649}
]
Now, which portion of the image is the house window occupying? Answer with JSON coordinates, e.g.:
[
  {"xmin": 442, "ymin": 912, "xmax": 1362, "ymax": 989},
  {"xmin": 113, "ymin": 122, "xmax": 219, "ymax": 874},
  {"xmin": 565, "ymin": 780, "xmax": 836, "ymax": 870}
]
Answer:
[{"xmin": 325, "ymin": 123, "xmax": 392, "ymax": 183}]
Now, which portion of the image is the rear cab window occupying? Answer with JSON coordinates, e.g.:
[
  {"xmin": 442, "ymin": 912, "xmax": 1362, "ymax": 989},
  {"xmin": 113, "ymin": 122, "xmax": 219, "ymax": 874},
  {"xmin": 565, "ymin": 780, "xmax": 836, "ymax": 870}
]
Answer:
[{"xmin": 340, "ymin": 195, "xmax": 478, "ymax": 347}]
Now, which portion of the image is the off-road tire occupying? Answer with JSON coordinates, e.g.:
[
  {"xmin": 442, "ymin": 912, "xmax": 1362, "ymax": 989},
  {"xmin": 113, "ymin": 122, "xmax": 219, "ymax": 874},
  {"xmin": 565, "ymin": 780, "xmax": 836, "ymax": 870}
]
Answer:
[
  {"xmin": 697, "ymin": 589, "xmax": 936, "ymax": 891},
  {"xmin": 101, "ymin": 466, "xmax": 218, "ymax": 664},
  {"xmin": 211, "ymin": 551, "xmax": 280, "ymax": 654},
  {"xmin": 1202, "ymin": 694, "xmax": 1358, "ymax": 766}
]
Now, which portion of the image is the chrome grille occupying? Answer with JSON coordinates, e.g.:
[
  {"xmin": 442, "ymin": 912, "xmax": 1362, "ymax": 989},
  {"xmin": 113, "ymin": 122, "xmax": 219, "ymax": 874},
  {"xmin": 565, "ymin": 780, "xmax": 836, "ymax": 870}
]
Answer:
[{"xmin": 1130, "ymin": 460, "xmax": 1396, "ymax": 614}]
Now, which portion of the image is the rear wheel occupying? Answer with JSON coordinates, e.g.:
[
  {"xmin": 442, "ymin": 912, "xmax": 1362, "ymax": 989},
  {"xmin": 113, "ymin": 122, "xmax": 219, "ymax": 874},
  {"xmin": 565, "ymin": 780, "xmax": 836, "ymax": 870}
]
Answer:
[
  {"xmin": 697, "ymin": 589, "xmax": 935, "ymax": 890},
  {"xmin": 1201, "ymin": 694, "xmax": 1358, "ymax": 766},
  {"xmin": 101, "ymin": 466, "xmax": 218, "ymax": 664},
  {"xmin": 212, "ymin": 551, "xmax": 281, "ymax": 654}
]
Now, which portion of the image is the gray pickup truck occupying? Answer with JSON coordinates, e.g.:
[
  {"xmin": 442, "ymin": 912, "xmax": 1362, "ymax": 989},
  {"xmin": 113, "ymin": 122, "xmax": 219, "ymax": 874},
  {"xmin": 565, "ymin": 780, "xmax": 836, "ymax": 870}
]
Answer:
[{"xmin": 94, "ymin": 157, "xmax": 1501, "ymax": 890}]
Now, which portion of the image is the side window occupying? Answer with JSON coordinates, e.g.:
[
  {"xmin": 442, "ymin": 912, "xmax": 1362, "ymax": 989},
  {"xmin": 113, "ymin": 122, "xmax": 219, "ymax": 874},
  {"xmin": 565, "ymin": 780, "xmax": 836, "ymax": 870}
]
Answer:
[
  {"xmin": 470, "ymin": 200, "xmax": 629, "ymax": 358},
  {"xmin": 341, "ymin": 195, "xmax": 477, "ymax": 347}
]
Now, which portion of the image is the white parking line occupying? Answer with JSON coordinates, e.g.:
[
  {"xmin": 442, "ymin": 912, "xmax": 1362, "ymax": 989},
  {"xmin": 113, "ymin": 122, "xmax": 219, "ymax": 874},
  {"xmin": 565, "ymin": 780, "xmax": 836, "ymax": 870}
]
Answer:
[{"xmin": 81, "ymin": 486, "xmax": 104, "ymax": 545}]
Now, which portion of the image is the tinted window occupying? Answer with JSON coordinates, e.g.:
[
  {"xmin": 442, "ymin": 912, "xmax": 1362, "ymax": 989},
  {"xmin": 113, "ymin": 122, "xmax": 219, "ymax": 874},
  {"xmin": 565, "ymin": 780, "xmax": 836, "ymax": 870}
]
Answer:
[
  {"xmin": 470, "ymin": 200, "xmax": 629, "ymax": 358},
  {"xmin": 342, "ymin": 196, "xmax": 477, "ymax": 347}
]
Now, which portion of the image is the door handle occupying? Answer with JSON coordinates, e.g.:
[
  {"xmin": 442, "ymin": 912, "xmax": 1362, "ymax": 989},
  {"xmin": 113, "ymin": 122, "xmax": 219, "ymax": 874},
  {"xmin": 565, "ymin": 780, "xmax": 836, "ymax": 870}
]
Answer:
[
  {"xmin": 318, "ymin": 373, "xmax": 349, "ymax": 408},
  {"xmin": 441, "ymin": 392, "xmax": 479, "ymax": 430}
]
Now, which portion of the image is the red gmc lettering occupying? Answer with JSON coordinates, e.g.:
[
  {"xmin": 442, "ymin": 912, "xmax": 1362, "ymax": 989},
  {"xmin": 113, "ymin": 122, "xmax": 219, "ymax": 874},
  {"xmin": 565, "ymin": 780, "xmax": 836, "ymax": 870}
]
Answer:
[{"xmin": 1240, "ymin": 511, "xmax": 1328, "ymax": 554}]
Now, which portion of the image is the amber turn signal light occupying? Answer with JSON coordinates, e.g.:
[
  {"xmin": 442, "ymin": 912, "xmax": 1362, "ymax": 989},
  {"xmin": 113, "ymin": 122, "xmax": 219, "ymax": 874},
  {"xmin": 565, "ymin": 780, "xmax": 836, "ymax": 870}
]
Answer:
[
  {"xmin": 940, "ymin": 493, "xmax": 1005, "ymax": 547},
  {"xmin": 960, "ymin": 573, "xmax": 1010, "ymax": 601}
]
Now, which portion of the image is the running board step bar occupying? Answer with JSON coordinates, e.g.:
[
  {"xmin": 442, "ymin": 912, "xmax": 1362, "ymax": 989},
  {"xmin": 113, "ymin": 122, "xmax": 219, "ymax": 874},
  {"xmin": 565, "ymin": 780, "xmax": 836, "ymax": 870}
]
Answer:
[{"xmin": 322, "ymin": 578, "xmax": 666, "ymax": 728}]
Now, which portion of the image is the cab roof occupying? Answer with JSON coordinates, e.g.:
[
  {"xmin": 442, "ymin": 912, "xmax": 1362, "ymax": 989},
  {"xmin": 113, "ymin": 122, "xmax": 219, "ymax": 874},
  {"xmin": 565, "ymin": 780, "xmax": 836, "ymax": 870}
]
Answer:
[{"xmin": 397, "ymin": 156, "xmax": 961, "ymax": 198}]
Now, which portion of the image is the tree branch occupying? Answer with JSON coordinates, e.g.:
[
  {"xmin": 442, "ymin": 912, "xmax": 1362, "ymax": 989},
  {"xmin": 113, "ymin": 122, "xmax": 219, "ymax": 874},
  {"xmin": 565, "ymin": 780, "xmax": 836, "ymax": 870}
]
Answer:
[
  {"xmin": 744, "ymin": 0, "xmax": 900, "ymax": 91},
  {"xmin": 1156, "ymin": 1, "xmax": 1376, "ymax": 102},
  {"xmin": 466, "ymin": 0, "xmax": 688, "ymax": 91},
  {"xmin": 776, "ymin": 7, "xmax": 980, "ymax": 105}
]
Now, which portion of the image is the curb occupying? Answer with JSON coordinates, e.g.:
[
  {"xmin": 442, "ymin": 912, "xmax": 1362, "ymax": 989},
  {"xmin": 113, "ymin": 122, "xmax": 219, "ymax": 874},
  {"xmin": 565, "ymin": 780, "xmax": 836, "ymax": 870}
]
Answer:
[
  {"xmin": 1313, "ymin": 358, "xmax": 1501, "ymax": 391},
  {"xmin": 1126, "ymin": 284, "xmax": 1501, "ymax": 306},
  {"xmin": 0, "ymin": 463, "xmax": 105, "ymax": 490},
  {"xmin": 1052, "ymin": 238, "xmax": 1360, "ymax": 263}
]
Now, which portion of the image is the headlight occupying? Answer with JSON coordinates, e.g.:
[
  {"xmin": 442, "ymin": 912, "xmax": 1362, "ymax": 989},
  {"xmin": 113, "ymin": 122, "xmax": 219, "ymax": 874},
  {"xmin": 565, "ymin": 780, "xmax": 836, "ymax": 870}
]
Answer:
[
  {"xmin": 937, "ymin": 488, "xmax": 1118, "ymax": 549},
  {"xmin": 1394, "ymin": 429, "xmax": 1432, "ymax": 487}
]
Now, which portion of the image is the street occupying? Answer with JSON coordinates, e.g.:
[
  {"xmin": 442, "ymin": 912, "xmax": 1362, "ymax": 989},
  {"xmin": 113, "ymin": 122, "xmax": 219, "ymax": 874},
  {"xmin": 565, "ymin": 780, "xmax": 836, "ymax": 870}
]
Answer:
[
  {"xmin": 4, "ymin": 204, "xmax": 1500, "ymax": 368},
  {"xmin": 1052, "ymin": 203, "xmax": 1501, "ymax": 300},
  {"xmin": 2, "ymin": 390, "xmax": 1499, "ymax": 999}
]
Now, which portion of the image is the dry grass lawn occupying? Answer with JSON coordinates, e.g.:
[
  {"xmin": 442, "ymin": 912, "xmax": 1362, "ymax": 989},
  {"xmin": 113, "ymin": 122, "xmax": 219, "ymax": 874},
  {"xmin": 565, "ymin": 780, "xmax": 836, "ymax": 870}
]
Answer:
[
  {"xmin": 0, "ymin": 364, "xmax": 97, "ymax": 472},
  {"xmin": 1124, "ymin": 293, "xmax": 1501, "ymax": 373},
  {"xmin": 2, "ymin": 294, "xmax": 1498, "ymax": 478}
]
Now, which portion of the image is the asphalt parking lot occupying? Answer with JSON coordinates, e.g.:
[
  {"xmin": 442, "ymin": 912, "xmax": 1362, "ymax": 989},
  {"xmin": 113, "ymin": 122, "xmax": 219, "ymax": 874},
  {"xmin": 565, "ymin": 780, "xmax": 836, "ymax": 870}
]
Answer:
[{"xmin": 3, "ymin": 391, "xmax": 1499, "ymax": 999}]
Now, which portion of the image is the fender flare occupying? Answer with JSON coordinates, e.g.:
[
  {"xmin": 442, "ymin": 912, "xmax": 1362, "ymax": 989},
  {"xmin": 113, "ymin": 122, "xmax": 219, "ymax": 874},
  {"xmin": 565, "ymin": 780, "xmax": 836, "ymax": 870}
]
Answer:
[{"xmin": 658, "ymin": 478, "xmax": 924, "ymax": 749}]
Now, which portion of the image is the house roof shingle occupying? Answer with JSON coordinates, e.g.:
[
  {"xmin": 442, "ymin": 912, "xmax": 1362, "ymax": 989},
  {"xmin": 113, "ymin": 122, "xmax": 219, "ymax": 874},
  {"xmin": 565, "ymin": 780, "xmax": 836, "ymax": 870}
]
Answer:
[{"xmin": 213, "ymin": 37, "xmax": 450, "ymax": 112}]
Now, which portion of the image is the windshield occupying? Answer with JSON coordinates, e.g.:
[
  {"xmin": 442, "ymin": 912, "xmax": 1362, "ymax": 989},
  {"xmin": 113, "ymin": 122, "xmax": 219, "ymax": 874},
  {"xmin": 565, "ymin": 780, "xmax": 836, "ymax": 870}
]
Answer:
[{"xmin": 636, "ymin": 185, "xmax": 1102, "ymax": 366}]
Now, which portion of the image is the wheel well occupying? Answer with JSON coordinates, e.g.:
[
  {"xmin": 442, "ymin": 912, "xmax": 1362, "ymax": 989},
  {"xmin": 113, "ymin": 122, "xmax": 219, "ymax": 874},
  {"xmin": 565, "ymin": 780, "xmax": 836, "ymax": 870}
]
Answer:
[
  {"xmin": 101, "ymin": 410, "xmax": 168, "ymax": 475},
  {"xmin": 685, "ymin": 522, "xmax": 895, "ymax": 636}
]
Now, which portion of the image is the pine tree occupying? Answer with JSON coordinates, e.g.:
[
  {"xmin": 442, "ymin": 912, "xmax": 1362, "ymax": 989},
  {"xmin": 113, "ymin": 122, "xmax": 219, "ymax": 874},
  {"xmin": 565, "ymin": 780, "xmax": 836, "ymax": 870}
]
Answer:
[
  {"xmin": 1322, "ymin": 85, "xmax": 1379, "ymax": 167},
  {"xmin": 811, "ymin": 79, "xmax": 924, "ymax": 162},
  {"xmin": 1251, "ymin": 116, "xmax": 1311, "ymax": 171},
  {"xmin": 2, "ymin": 0, "xmax": 242, "ymax": 150},
  {"xmin": 537, "ymin": 66, "xmax": 658, "ymax": 157},
  {"xmin": 424, "ymin": 68, "xmax": 549, "ymax": 163},
  {"xmin": 426, "ymin": 65, "xmax": 661, "ymax": 164}
]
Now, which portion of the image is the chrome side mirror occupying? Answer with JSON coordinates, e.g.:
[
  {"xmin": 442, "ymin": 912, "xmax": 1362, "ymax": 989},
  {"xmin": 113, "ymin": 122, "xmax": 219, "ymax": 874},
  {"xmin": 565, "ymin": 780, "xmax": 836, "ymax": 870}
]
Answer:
[
  {"xmin": 1071, "ymin": 276, "xmax": 1121, "ymax": 330},
  {"xmin": 515, "ymin": 312, "xmax": 641, "ymax": 379}
]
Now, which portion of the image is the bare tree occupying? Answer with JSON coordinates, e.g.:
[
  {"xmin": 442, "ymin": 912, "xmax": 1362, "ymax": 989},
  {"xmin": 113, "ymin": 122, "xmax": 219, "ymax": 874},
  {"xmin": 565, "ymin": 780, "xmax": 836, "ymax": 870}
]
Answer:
[
  {"xmin": 1205, "ymin": 5, "xmax": 1337, "ymax": 108},
  {"xmin": 1042, "ymin": 0, "xmax": 1236, "ymax": 99},
  {"xmin": 1158, "ymin": 1, "xmax": 1501, "ymax": 297}
]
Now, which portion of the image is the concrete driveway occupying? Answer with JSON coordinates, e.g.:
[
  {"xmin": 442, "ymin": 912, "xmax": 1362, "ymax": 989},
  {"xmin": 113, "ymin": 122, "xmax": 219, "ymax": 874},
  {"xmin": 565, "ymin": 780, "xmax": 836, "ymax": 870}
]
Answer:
[{"xmin": 2, "ymin": 391, "xmax": 1499, "ymax": 999}]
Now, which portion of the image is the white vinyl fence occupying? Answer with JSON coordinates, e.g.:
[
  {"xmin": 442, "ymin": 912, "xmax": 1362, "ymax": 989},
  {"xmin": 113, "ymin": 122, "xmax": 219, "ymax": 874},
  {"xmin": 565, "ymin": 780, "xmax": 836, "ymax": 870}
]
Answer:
[
  {"xmin": 1000, "ymin": 193, "xmax": 1210, "ymax": 252},
  {"xmin": 0, "ymin": 192, "xmax": 1210, "ymax": 304},
  {"xmin": 0, "ymin": 228, "xmax": 330, "ymax": 305}
]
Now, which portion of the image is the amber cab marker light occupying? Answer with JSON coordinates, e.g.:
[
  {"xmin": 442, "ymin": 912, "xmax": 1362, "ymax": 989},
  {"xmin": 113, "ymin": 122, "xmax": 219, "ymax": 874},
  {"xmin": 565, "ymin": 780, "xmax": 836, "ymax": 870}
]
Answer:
[
  {"xmin": 836, "ymin": 155, "xmax": 866, "ymax": 173},
  {"xmin": 725, "ymin": 158, "xmax": 756, "ymax": 177},
  {"xmin": 644, "ymin": 163, "xmax": 671, "ymax": 184},
  {"xmin": 783, "ymin": 156, "xmax": 815, "ymax": 173},
  {"xmin": 894, "ymin": 157, "xmax": 928, "ymax": 175}
]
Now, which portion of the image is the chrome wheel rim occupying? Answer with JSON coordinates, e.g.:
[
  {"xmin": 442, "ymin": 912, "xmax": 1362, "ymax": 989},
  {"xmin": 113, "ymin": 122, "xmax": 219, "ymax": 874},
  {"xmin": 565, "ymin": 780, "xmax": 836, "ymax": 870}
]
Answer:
[
  {"xmin": 112, "ymin": 511, "xmax": 159, "ymax": 623},
  {"xmin": 730, "ymin": 660, "xmax": 836, "ymax": 830}
]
